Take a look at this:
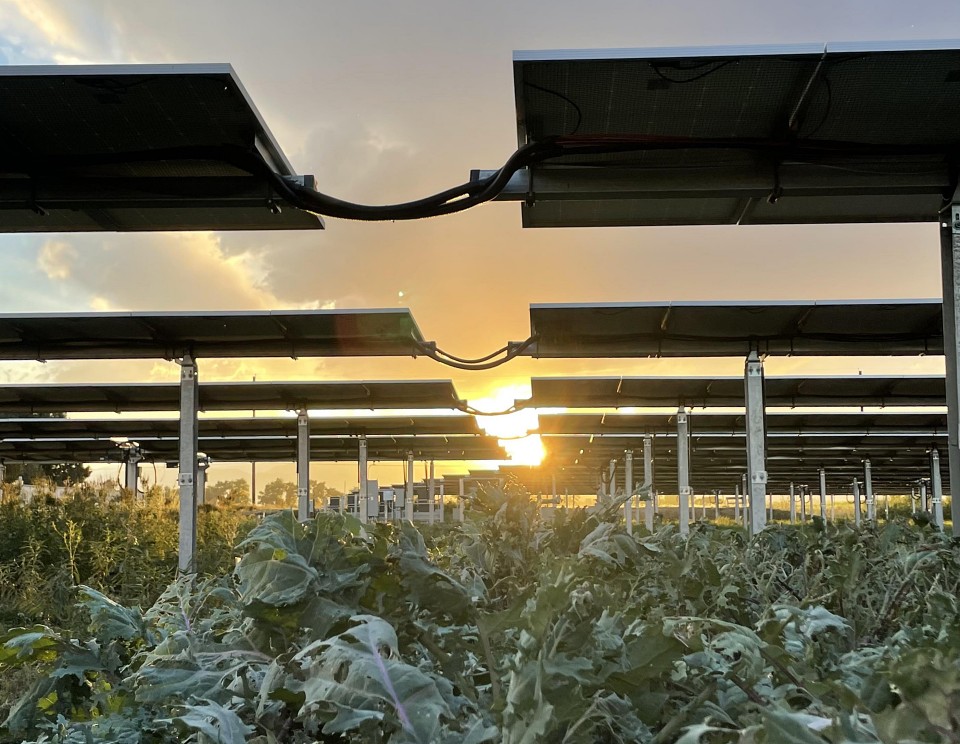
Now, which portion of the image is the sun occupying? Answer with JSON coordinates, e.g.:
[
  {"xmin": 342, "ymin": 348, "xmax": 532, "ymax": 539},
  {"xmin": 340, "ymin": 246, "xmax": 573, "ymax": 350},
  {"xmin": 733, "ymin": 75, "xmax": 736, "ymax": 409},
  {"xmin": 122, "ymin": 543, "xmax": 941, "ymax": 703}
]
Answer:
[{"xmin": 468, "ymin": 385, "xmax": 545, "ymax": 466}]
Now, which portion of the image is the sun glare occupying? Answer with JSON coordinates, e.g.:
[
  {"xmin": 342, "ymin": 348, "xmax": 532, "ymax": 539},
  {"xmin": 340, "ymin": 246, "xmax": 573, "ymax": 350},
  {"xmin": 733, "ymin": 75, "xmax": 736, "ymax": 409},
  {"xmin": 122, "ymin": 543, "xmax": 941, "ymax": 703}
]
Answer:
[{"xmin": 469, "ymin": 385, "xmax": 545, "ymax": 466}]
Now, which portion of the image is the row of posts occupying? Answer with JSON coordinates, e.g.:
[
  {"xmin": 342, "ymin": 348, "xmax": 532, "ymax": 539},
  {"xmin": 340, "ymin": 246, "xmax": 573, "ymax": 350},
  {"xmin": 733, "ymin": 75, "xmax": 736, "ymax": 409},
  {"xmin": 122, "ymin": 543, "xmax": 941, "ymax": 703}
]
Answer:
[{"xmin": 601, "ymin": 444, "xmax": 945, "ymax": 536}]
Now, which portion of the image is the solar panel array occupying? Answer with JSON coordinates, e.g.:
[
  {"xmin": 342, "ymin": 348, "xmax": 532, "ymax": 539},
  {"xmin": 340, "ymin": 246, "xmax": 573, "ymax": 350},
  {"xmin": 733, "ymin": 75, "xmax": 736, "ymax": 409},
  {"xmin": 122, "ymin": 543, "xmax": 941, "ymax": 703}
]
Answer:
[
  {"xmin": 502, "ymin": 41, "xmax": 960, "ymax": 227},
  {"xmin": 0, "ymin": 64, "xmax": 322, "ymax": 231}
]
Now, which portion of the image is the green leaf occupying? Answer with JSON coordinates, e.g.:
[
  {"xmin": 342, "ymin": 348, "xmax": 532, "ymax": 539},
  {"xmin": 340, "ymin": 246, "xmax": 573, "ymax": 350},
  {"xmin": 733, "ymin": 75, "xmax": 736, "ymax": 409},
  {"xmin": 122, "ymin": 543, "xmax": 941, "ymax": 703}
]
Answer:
[
  {"xmin": 78, "ymin": 585, "xmax": 146, "ymax": 642},
  {"xmin": 761, "ymin": 708, "xmax": 830, "ymax": 743},
  {"xmin": 163, "ymin": 699, "xmax": 254, "ymax": 744},
  {"xmin": 236, "ymin": 545, "xmax": 318, "ymax": 606}
]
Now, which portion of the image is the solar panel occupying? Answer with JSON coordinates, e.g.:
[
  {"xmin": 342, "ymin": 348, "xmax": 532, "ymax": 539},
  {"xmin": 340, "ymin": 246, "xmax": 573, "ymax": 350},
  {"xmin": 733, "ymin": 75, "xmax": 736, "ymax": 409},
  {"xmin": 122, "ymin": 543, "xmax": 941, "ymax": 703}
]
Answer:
[
  {"xmin": 0, "ymin": 434, "xmax": 506, "ymax": 464},
  {"xmin": 0, "ymin": 64, "xmax": 322, "ymax": 231},
  {"xmin": 0, "ymin": 380, "xmax": 462, "ymax": 414},
  {"xmin": 528, "ymin": 374, "xmax": 947, "ymax": 408},
  {"xmin": 489, "ymin": 40, "xmax": 960, "ymax": 227},
  {"xmin": 527, "ymin": 301, "xmax": 943, "ymax": 357},
  {"xmin": 0, "ymin": 414, "xmax": 480, "ymax": 439},
  {"xmin": 0, "ymin": 309, "xmax": 423, "ymax": 360},
  {"xmin": 539, "ymin": 411, "xmax": 948, "ymax": 436}
]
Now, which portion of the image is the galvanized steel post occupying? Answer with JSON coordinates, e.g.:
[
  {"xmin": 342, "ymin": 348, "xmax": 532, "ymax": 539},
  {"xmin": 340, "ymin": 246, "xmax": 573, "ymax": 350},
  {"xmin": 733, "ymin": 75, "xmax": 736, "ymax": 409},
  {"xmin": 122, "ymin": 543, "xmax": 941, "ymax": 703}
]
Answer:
[
  {"xmin": 178, "ymin": 355, "xmax": 199, "ymax": 574},
  {"xmin": 405, "ymin": 452, "xmax": 414, "ymax": 522},
  {"xmin": 819, "ymin": 468, "xmax": 827, "ymax": 521},
  {"xmin": 744, "ymin": 351, "xmax": 767, "ymax": 534},
  {"xmin": 931, "ymin": 449, "xmax": 945, "ymax": 529},
  {"xmin": 643, "ymin": 435, "xmax": 654, "ymax": 531},
  {"xmin": 297, "ymin": 410, "xmax": 311, "ymax": 521},
  {"xmin": 864, "ymin": 459, "xmax": 875, "ymax": 521},
  {"xmin": 358, "ymin": 436, "xmax": 368, "ymax": 524},
  {"xmin": 624, "ymin": 450, "xmax": 634, "ymax": 535},
  {"xmin": 677, "ymin": 409, "xmax": 690, "ymax": 535},
  {"xmin": 939, "ymin": 199, "xmax": 960, "ymax": 537}
]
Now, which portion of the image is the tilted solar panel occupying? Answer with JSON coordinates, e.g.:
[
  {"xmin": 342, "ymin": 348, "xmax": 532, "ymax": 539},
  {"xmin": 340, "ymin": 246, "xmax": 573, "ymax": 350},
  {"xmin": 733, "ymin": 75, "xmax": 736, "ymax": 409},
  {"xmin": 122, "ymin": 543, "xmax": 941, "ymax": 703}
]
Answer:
[{"xmin": 484, "ymin": 41, "xmax": 960, "ymax": 226}]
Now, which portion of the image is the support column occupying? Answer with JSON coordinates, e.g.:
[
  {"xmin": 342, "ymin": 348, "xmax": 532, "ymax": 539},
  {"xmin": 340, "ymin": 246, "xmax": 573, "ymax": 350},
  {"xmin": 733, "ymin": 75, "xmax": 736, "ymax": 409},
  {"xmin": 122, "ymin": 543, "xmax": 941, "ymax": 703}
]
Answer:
[
  {"xmin": 677, "ymin": 408, "xmax": 690, "ymax": 536},
  {"xmin": 800, "ymin": 485, "xmax": 807, "ymax": 521},
  {"xmin": 741, "ymin": 473, "xmax": 749, "ymax": 528},
  {"xmin": 931, "ymin": 449, "xmax": 945, "ymax": 529},
  {"xmin": 714, "ymin": 489, "xmax": 720, "ymax": 521},
  {"xmin": 124, "ymin": 445, "xmax": 142, "ymax": 496},
  {"xmin": 864, "ymin": 460, "xmax": 875, "ymax": 521},
  {"xmin": 458, "ymin": 477, "xmax": 465, "ymax": 523},
  {"xmin": 643, "ymin": 435, "xmax": 654, "ymax": 531},
  {"xmin": 405, "ymin": 452, "xmax": 414, "ymax": 522},
  {"xmin": 297, "ymin": 410, "xmax": 311, "ymax": 521},
  {"xmin": 921, "ymin": 480, "xmax": 928, "ymax": 513},
  {"xmin": 734, "ymin": 481, "xmax": 741, "ymax": 522},
  {"xmin": 939, "ymin": 198, "xmax": 960, "ymax": 537},
  {"xmin": 624, "ymin": 450, "xmax": 634, "ymax": 535},
  {"xmin": 178, "ymin": 355, "xmax": 199, "ymax": 574},
  {"xmin": 608, "ymin": 458, "xmax": 616, "ymax": 501},
  {"xmin": 818, "ymin": 468, "xmax": 827, "ymax": 521},
  {"xmin": 744, "ymin": 351, "xmax": 767, "ymax": 535},
  {"xmin": 196, "ymin": 454, "xmax": 210, "ymax": 507},
  {"xmin": 852, "ymin": 478, "xmax": 861, "ymax": 527},
  {"xmin": 789, "ymin": 482, "xmax": 796, "ymax": 524},
  {"xmin": 358, "ymin": 436, "xmax": 368, "ymax": 523},
  {"xmin": 428, "ymin": 460, "xmax": 436, "ymax": 525}
]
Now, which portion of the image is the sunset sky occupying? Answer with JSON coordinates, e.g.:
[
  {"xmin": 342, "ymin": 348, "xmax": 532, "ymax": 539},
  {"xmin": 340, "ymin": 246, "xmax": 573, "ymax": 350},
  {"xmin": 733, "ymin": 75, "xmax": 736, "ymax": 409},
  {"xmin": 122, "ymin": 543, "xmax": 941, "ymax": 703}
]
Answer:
[{"xmin": 0, "ymin": 0, "xmax": 957, "ymax": 490}]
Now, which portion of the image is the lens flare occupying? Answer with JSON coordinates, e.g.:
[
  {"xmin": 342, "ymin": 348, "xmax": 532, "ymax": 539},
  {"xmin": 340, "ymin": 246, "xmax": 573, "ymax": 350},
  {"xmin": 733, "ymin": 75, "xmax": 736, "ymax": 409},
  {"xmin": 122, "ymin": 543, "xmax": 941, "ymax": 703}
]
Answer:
[{"xmin": 469, "ymin": 385, "xmax": 545, "ymax": 466}]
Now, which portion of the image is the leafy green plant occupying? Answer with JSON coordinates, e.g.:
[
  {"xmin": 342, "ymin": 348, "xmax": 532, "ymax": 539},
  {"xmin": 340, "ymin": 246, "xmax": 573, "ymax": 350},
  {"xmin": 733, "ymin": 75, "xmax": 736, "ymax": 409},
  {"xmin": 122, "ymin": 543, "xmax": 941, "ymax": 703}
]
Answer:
[{"xmin": 3, "ymin": 485, "xmax": 960, "ymax": 743}]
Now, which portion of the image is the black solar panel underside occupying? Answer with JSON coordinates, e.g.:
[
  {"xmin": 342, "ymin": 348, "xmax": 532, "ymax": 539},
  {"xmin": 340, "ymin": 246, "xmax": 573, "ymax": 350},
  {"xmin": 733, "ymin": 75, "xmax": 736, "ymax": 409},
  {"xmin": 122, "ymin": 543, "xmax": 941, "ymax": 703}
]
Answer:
[{"xmin": 513, "ymin": 44, "xmax": 960, "ymax": 225}]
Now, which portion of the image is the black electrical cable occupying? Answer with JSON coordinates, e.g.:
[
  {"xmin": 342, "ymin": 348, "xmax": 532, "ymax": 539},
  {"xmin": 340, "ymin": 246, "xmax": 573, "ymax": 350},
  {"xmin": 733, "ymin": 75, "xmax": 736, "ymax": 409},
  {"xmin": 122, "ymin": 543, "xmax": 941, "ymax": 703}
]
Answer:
[
  {"xmin": 650, "ymin": 60, "xmax": 736, "ymax": 84},
  {"xmin": 12, "ymin": 132, "xmax": 956, "ymax": 223},
  {"xmin": 522, "ymin": 81, "xmax": 583, "ymax": 134},
  {"xmin": 454, "ymin": 400, "xmax": 530, "ymax": 417},
  {"xmin": 413, "ymin": 336, "xmax": 538, "ymax": 371}
]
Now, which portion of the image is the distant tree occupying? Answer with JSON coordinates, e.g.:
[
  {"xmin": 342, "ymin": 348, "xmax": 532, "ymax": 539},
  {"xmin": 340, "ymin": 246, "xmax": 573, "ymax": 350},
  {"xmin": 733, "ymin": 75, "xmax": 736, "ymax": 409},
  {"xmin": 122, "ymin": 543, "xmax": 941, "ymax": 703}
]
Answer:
[
  {"xmin": 310, "ymin": 480, "xmax": 342, "ymax": 507},
  {"xmin": 4, "ymin": 462, "xmax": 91, "ymax": 486},
  {"xmin": 206, "ymin": 478, "xmax": 250, "ymax": 507},
  {"xmin": 259, "ymin": 478, "xmax": 296, "ymax": 507},
  {"xmin": 1, "ymin": 412, "xmax": 91, "ymax": 486}
]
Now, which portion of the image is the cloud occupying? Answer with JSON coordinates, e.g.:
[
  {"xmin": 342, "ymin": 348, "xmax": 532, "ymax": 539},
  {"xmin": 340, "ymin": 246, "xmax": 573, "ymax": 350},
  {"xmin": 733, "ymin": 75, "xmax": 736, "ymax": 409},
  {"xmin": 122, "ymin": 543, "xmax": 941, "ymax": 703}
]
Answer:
[{"xmin": 36, "ymin": 240, "xmax": 78, "ymax": 280}]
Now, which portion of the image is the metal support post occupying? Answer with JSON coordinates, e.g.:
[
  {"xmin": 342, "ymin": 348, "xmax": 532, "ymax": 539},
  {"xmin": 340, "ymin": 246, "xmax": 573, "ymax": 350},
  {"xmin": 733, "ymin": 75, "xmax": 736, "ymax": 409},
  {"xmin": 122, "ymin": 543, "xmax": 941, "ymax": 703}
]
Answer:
[
  {"xmin": 714, "ymin": 490, "xmax": 720, "ymax": 521},
  {"xmin": 643, "ymin": 435, "xmax": 654, "ymax": 531},
  {"xmin": 931, "ymin": 449, "xmax": 945, "ymax": 529},
  {"xmin": 800, "ymin": 485, "xmax": 807, "ymax": 521},
  {"xmin": 405, "ymin": 452, "xmax": 414, "ymax": 522},
  {"xmin": 676, "ymin": 409, "xmax": 690, "ymax": 536},
  {"xmin": 864, "ymin": 460, "xmax": 875, "ymax": 521},
  {"xmin": 852, "ymin": 478, "xmax": 861, "ymax": 527},
  {"xmin": 297, "ymin": 410, "xmax": 311, "ymax": 521},
  {"xmin": 428, "ymin": 460, "xmax": 436, "ymax": 525},
  {"xmin": 940, "ymin": 198, "xmax": 960, "ymax": 536},
  {"xmin": 744, "ymin": 350, "xmax": 768, "ymax": 534},
  {"xmin": 124, "ymin": 445, "xmax": 142, "ymax": 496},
  {"xmin": 741, "ymin": 473, "xmax": 749, "ymax": 528},
  {"xmin": 177, "ymin": 355, "xmax": 199, "ymax": 574},
  {"xmin": 734, "ymin": 482, "xmax": 741, "ymax": 522},
  {"xmin": 439, "ymin": 481, "xmax": 445, "ymax": 522},
  {"xmin": 818, "ymin": 468, "xmax": 827, "ymax": 521},
  {"xmin": 358, "ymin": 436, "xmax": 368, "ymax": 523},
  {"xmin": 458, "ymin": 477, "xmax": 465, "ymax": 522},
  {"xmin": 608, "ymin": 458, "xmax": 616, "ymax": 501},
  {"xmin": 789, "ymin": 482, "xmax": 796, "ymax": 524},
  {"xmin": 196, "ymin": 454, "xmax": 210, "ymax": 507},
  {"xmin": 624, "ymin": 450, "xmax": 634, "ymax": 535},
  {"xmin": 921, "ymin": 480, "xmax": 928, "ymax": 513}
]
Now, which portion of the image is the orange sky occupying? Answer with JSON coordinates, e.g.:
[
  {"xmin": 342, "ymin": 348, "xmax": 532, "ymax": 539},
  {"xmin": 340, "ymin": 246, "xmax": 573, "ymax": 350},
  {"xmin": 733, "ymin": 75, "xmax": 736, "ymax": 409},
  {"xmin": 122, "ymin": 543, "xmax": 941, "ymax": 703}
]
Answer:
[{"xmin": 0, "ymin": 1, "xmax": 956, "ymax": 489}]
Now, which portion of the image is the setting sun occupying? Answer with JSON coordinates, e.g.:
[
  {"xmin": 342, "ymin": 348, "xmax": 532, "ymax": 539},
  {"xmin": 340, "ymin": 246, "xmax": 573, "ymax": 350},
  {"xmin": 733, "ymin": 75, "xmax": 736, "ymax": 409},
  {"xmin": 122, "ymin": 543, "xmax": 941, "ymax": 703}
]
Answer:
[{"xmin": 468, "ymin": 385, "xmax": 545, "ymax": 466}]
